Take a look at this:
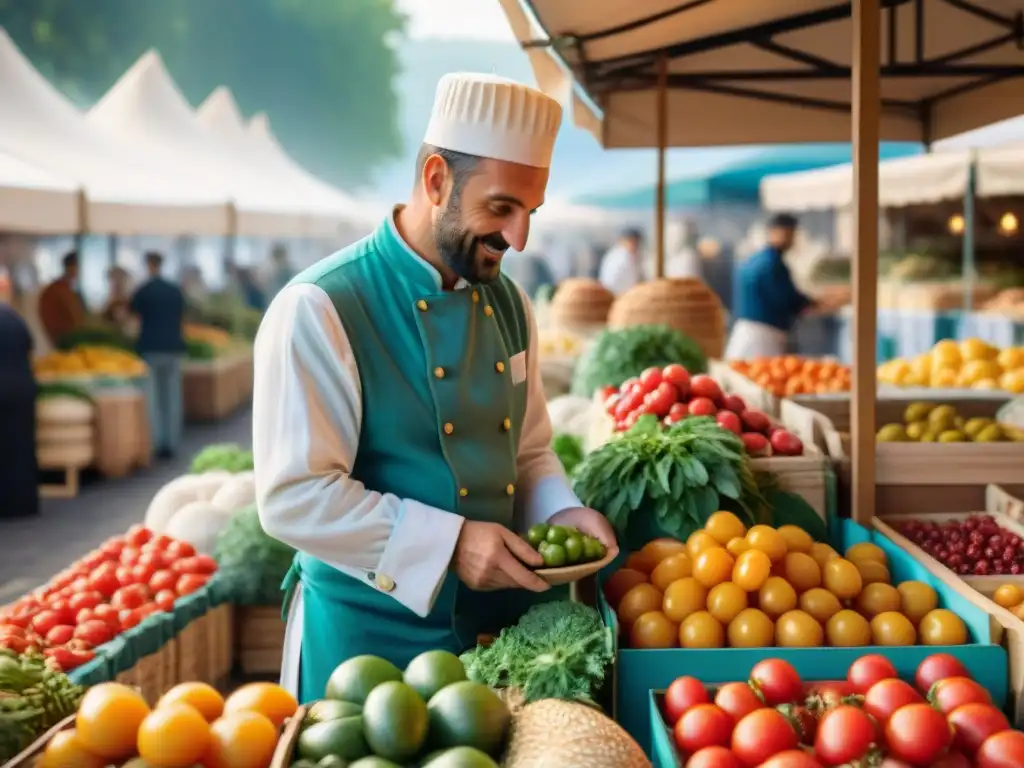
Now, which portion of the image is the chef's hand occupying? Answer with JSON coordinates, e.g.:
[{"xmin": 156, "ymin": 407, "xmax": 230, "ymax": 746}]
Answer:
[
  {"xmin": 452, "ymin": 521, "xmax": 551, "ymax": 593},
  {"xmin": 546, "ymin": 507, "xmax": 620, "ymax": 560}
]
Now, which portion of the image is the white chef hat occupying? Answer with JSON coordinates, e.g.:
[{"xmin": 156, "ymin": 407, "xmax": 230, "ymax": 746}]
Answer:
[{"xmin": 423, "ymin": 72, "xmax": 562, "ymax": 169}]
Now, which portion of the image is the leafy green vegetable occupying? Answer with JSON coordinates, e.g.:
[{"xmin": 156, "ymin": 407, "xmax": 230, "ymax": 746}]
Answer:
[
  {"xmin": 186, "ymin": 338, "xmax": 219, "ymax": 360},
  {"xmin": 571, "ymin": 324, "xmax": 707, "ymax": 396},
  {"xmin": 573, "ymin": 415, "xmax": 767, "ymax": 551},
  {"xmin": 213, "ymin": 504, "xmax": 297, "ymax": 605},
  {"xmin": 0, "ymin": 651, "xmax": 84, "ymax": 762},
  {"xmin": 552, "ymin": 433, "xmax": 585, "ymax": 476},
  {"xmin": 460, "ymin": 600, "xmax": 612, "ymax": 705},
  {"xmin": 36, "ymin": 382, "xmax": 92, "ymax": 402},
  {"xmin": 55, "ymin": 324, "xmax": 133, "ymax": 352},
  {"xmin": 190, "ymin": 443, "xmax": 254, "ymax": 474}
]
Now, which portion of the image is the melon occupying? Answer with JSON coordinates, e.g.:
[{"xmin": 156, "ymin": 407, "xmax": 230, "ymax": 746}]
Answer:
[
  {"xmin": 163, "ymin": 501, "xmax": 235, "ymax": 554},
  {"xmin": 144, "ymin": 472, "xmax": 232, "ymax": 532},
  {"xmin": 210, "ymin": 471, "xmax": 256, "ymax": 511}
]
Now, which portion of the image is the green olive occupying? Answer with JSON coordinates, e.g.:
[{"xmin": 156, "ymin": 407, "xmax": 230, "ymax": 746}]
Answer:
[
  {"xmin": 526, "ymin": 523, "xmax": 549, "ymax": 548},
  {"xmin": 583, "ymin": 536, "xmax": 606, "ymax": 561},
  {"xmin": 545, "ymin": 525, "xmax": 569, "ymax": 545},
  {"xmin": 541, "ymin": 543, "xmax": 567, "ymax": 567},
  {"xmin": 563, "ymin": 534, "xmax": 583, "ymax": 564}
]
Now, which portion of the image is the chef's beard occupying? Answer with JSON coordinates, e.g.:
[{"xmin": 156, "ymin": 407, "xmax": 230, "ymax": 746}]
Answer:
[{"xmin": 434, "ymin": 198, "xmax": 508, "ymax": 285}]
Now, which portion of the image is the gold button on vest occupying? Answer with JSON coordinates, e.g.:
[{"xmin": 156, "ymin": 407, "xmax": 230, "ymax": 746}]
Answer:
[
  {"xmin": 472, "ymin": 290, "xmax": 480, "ymax": 303},
  {"xmin": 416, "ymin": 299, "xmax": 428, "ymax": 311},
  {"xmin": 506, "ymin": 483, "xmax": 515, "ymax": 496},
  {"xmin": 502, "ymin": 417, "xmax": 511, "ymax": 431},
  {"xmin": 434, "ymin": 367, "xmax": 445, "ymax": 379},
  {"xmin": 444, "ymin": 422, "xmax": 454, "ymax": 435},
  {"xmin": 483, "ymin": 305, "xmax": 493, "ymax": 317},
  {"xmin": 459, "ymin": 488, "xmax": 468, "ymax": 497},
  {"xmin": 495, "ymin": 361, "xmax": 505, "ymax": 373}
]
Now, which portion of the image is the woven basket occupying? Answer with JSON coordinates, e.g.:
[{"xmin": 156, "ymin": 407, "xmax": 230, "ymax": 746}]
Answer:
[
  {"xmin": 550, "ymin": 278, "xmax": 614, "ymax": 333},
  {"xmin": 608, "ymin": 278, "xmax": 726, "ymax": 359}
]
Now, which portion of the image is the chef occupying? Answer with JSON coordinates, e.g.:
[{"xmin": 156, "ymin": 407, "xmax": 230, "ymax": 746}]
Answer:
[{"xmin": 253, "ymin": 72, "xmax": 618, "ymax": 703}]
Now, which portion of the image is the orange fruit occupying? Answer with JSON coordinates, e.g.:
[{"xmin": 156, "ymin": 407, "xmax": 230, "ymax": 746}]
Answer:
[
  {"xmin": 799, "ymin": 588, "xmax": 842, "ymax": 623},
  {"xmin": 680, "ymin": 611, "xmax": 725, "ymax": 649},
  {"xmin": 651, "ymin": 553, "xmax": 693, "ymax": 592},
  {"xmin": 687, "ymin": 531, "xmax": 721, "ymax": 558},
  {"xmin": 918, "ymin": 609, "xmax": 968, "ymax": 646},
  {"xmin": 733, "ymin": 549, "xmax": 772, "ymax": 592},
  {"xmin": 855, "ymin": 560, "xmax": 891, "ymax": 585},
  {"xmin": 137, "ymin": 703, "xmax": 211, "ymax": 767},
  {"xmin": 758, "ymin": 577, "xmax": 798, "ymax": 619},
  {"xmin": 705, "ymin": 511, "xmax": 746, "ymax": 545},
  {"xmin": 693, "ymin": 548, "xmax": 735, "ymax": 589},
  {"xmin": 706, "ymin": 582, "xmax": 748, "ymax": 624},
  {"xmin": 727, "ymin": 608, "xmax": 775, "ymax": 648},
  {"xmin": 625, "ymin": 550, "xmax": 659, "ymax": 575},
  {"xmin": 776, "ymin": 525, "xmax": 814, "ymax": 553},
  {"xmin": 896, "ymin": 581, "xmax": 938, "ymax": 625},
  {"xmin": 617, "ymin": 583, "xmax": 664, "ymax": 627},
  {"xmin": 823, "ymin": 558, "xmax": 863, "ymax": 600},
  {"xmin": 663, "ymin": 577, "xmax": 708, "ymax": 623},
  {"xmin": 76, "ymin": 682, "xmax": 151, "ymax": 759},
  {"xmin": 157, "ymin": 682, "xmax": 225, "ymax": 722},
  {"xmin": 203, "ymin": 711, "xmax": 279, "ymax": 768},
  {"xmin": 826, "ymin": 610, "xmax": 872, "ymax": 647},
  {"xmin": 855, "ymin": 583, "xmax": 902, "ymax": 617},
  {"xmin": 630, "ymin": 611, "xmax": 679, "ymax": 649},
  {"xmin": 781, "ymin": 552, "xmax": 821, "ymax": 593},
  {"xmin": 38, "ymin": 729, "xmax": 107, "ymax": 768},
  {"xmin": 641, "ymin": 537, "xmax": 689, "ymax": 565},
  {"xmin": 845, "ymin": 542, "xmax": 887, "ymax": 566},
  {"xmin": 603, "ymin": 568, "xmax": 649, "ymax": 608},
  {"xmin": 809, "ymin": 542, "xmax": 840, "ymax": 569},
  {"xmin": 993, "ymin": 584, "xmax": 1023, "ymax": 609},
  {"xmin": 745, "ymin": 526, "xmax": 787, "ymax": 562},
  {"xmin": 726, "ymin": 537, "xmax": 749, "ymax": 557},
  {"xmin": 223, "ymin": 683, "xmax": 298, "ymax": 728},
  {"xmin": 870, "ymin": 612, "xmax": 917, "ymax": 646},
  {"xmin": 775, "ymin": 610, "xmax": 824, "ymax": 647}
]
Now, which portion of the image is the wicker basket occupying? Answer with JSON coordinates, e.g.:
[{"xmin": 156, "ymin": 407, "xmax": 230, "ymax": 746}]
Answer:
[
  {"xmin": 550, "ymin": 278, "xmax": 615, "ymax": 333},
  {"xmin": 607, "ymin": 278, "xmax": 726, "ymax": 359}
]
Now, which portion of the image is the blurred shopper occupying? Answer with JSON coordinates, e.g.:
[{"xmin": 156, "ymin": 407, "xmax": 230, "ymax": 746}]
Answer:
[
  {"xmin": 0, "ymin": 298, "xmax": 39, "ymax": 518},
  {"xmin": 131, "ymin": 252, "xmax": 186, "ymax": 458},
  {"xmin": 269, "ymin": 244, "xmax": 296, "ymax": 298},
  {"xmin": 501, "ymin": 251, "xmax": 556, "ymax": 300},
  {"xmin": 238, "ymin": 267, "xmax": 268, "ymax": 312},
  {"xmin": 665, "ymin": 219, "xmax": 703, "ymax": 281},
  {"xmin": 101, "ymin": 266, "xmax": 132, "ymax": 326},
  {"xmin": 38, "ymin": 251, "xmax": 85, "ymax": 346},
  {"xmin": 598, "ymin": 227, "xmax": 645, "ymax": 296}
]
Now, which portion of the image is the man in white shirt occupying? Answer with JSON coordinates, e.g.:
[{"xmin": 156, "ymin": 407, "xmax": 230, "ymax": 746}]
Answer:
[
  {"xmin": 252, "ymin": 73, "xmax": 618, "ymax": 702},
  {"xmin": 598, "ymin": 227, "xmax": 645, "ymax": 295}
]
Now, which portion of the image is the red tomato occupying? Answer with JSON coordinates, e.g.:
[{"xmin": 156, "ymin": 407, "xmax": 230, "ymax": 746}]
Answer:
[
  {"xmin": 664, "ymin": 676, "xmax": 710, "ymax": 725},
  {"xmin": 931, "ymin": 753, "xmax": 972, "ymax": 768},
  {"xmin": 145, "ymin": 534, "xmax": 174, "ymax": 551},
  {"xmin": 92, "ymin": 604, "xmax": 121, "ymax": 629},
  {"xmin": 75, "ymin": 608, "xmax": 95, "ymax": 625},
  {"xmin": 863, "ymin": 679, "xmax": 923, "ymax": 724},
  {"xmin": 100, "ymin": 538, "xmax": 126, "ymax": 559},
  {"xmin": 74, "ymin": 619, "xmax": 114, "ymax": 647},
  {"xmin": 45, "ymin": 625, "xmax": 75, "ymax": 645},
  {"xmin": 137, "ymin": 550, "xmax": 167, "ymax": 570},
  {"xmin": 976, "ymin": 730, "xmax": 1024, "ymax": 768},
  {"xmin": 131, "ymin": 563, "xmax": 156, "ymax": 584},
  {"xmin": 88, "ymin": 563, "xmax": 120, "ymax": 597},
  {"xmin": 614, "ymin": 390, "xmax": 643, "ymax": 421},
  {"xmin": 640, "ymin": 366, "xmax": 664, "ymax": 393},
  {"xmin": 757, "ymin": 751, "xmax": 823, "ymax": 768},
  {"xmin": 31, "ymin": 610, "xmax": 62, "ymax": 636},
  {"xmin": 915, "ymin": 654, "xmax": 970, "ymax": 694},
  {"xmin": 885, "ymin": 703, "xmax": 953, "ymax": 766},
  {"xmin": 674, "ymin": 704, "xmax": 733, "ymax": 753},
  {"xmin": 714, "ymin": 682, "xmax": 763, "ymax": 722},
  {"xmin": 662, "ymin": 364, "xmax": 691, "ymax": 398},
  {"xmin": 191, "ymin": 555, "xmax": 218, "ymax": 574},
  {"xmin": 776, "ymin": 704, "xmax": 816, "ymax": 745},
  {"xmin": 69, "ymin": 577, "xmax": 90, "ymax": 593},
  {"xmin": 947, "ymin": 703, "xmax": 1010, "ymax": 754},
  {"xmin": 43, "ymin": 646, "xmax": 96, "ymax": 671},
  {"xmin": 683, "ymin": 745, "xmax": 740, "ymax": 768},
  {"xmin": 149, "ymin": 570, "xmax": 177, "ymax": 592},
  {"xmin": 119, "ymin": 610, "xmax": 141, "ymax": 630},
  {"xmin": 119, "ymin": 547, "xmax": 141, "ymax": 565},
  {"xmin": 731, "ymin": 708, "xmax": 798, "ymax": 766},
  {"xmin": 0, "ymin": 634, "xmax": 29, "ymax": 653},
  {"xmin": 110, "ymin": 587, "xmax": 146, "ymax": 611},
  {"xmin": 68, "ymin": 591, "xmax": 103, "ymax": 614},
  {"xmin": 80, "ymin": 550, "xmax": 107, "ymax": 569},
  {"xmin": 136, "ymin": 603, "xmax": 161, "ymax": 619},
  {"xmin": 929, "ymin": 677, "xmax": 991, "ymax": 715},
  {"xmin": 48, "ymin": 599, "xmax": 75, "ymax": 624},
  {"xmin": 154, "ymin": 590, "xmax": 177, "ymax": 612},
  {"xmin": 125, "ymin": 524, "xmax": 153, "ymax": 547},
  {"xmin": 847, "ymin": 654, "xmax": 898, "ymax": 694},
  {"xmin": 814, "ymin": 705, "xmax": 878, "ymax": 765},
  {"xmin": 749, "ymin": 659, "xmax": 802, "ymax": 706},
  {"xmin": 176, "ymin": 574, "xmax": 209, "ymax": 596},
  {"xmin": 114, "ymin": 566, "xmax": 135, "ymax": 586},
  {"xmin": 618, "ymin": 376, "xmax": 640, "ymax": 393}
]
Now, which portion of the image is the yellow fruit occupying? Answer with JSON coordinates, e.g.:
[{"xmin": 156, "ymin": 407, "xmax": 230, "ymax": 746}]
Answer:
[
  {"xmin": 75, "ymin": 683, "xmax": 151, "ymax": 759},
  {"xmin": 855, "ymin": 560, "xmax": 891, "ymax": 585},
  {"xmin": 625, "ymin": 550, "xmax": 659, "ymax": 575},
  {"xmin": 680, "ymin": 611, "xmax": 725, "ymax": 649},
  {"xmin": 663, "ymin": 578, "xmax": 708, "ymax": 623},
  {"xmin": 918, "ymin": 609, "xmax": 968, "ymax": 646},
  {"xmin": 855, "ymin": 583, "xmax": 902, "ymax": 617},
  {"xmin": 959, "ymin": 359, "xmax": 1002, "ymax": 386},
  {"xmin": 603, "ymin": 568, "xmax": 649, "ymax": 608},
  {"xmin": 618, "ymin": 583, "xmax": 665, "ymax": 627},
  {"xmin": 897, "ymin": 581, "xmax": 939, "ymax": 624},
  {"xmin": 223, "ymin": 683, "xmax": 298, "ymax": 729},
  {"xmin": 960, "ymin": 337, "xmax": 999, "ymax": 362},
  {"xmin": 630, "ymin": 611, "xmax": 680, "ymax": 649},
  {"xmin": 871, "ymin": 612, "xmax": 918, "ymax": 646},
  {"xmin": 758, "ymin": 577, "xmax": 798, "ymax": 619},
  {"xmin": 997, "ymin": 346, "xmax": 1024, "ymax": 371},
  {"xmin": 733, "ymin": 549, "xmax": 773, "ymax": 592},
  {"xmin": 706, "ymin": 582, "xmax": 749, "ymax": 624},
  {"xmin": 809, "ymin": 542, "xmax": 840, "ymax": 570},
  {"xmin": 992, "ymin": 584, "xmax": 1024, "ymax": 610},
  {"xmin": 138, "ymin": 703, "xmax": 211, "ymax": 767},
  {"xmin": 727, "ymin": 608, "xmax": 775, "ymax": 648},
  {"xmin": 775, "ymin": 610, "xmax": 825, "ymax": 647},
  {"xmin": 38, "ymin": 730, "xmax": 107, "ymax": 768},
  {"xmin": 642, "ymin": 538, "xmax": 690, "ymax": 565},
  {"xmin": 157, "ymin": 682, "xmax": 225, "ymax": 723},
  {"xmin": 931, "ymin": 368, "xmax": 959, "ymax": 387},
  {"xmin": 726, "ymin": 537, "xmax": 749, "ymax": 557},
  {"xmin": 799, "ymin": 588, "xmax": 843, "ymax": 623},
  {"xmin": 202, "ymin": 711, "xmax": 279, "ymax": 768},
  {"xmin": 782, "ymin": 552, "xmax": 822, "ymax": 593},
  {"xmin": 746, "ymin": 525, "xmax": 787, "ymax": 562},
  {"xmin": 826, "ymin": 610, "xmax": 872, "ymax": 647},
  {"xmin": 845, "ymin": 542, "xmax": 887, "ymax": 566},
  {"xmin": 932, "ymin": 339, "xmax": 962, "ymax": 367},
  {"xmin": 705, "ymin": 511, "xmax": 747, "ymax": 544},
  {"xmin": 687, "ymin": 531, "xmax": 721, "ymax": 558},
  {"xmin": 776, "ymin": 525, "xmax": 814, "ymax": 553},
  {"xmin": 693, "ymin": 547, "xmax": 735, "ymax": 589},
  {"xmin": 650, "ymin": 553, "xmax": 693, "ymax": 592},
  {"xmin": 823, "ymin": 558, "xmax": 864, "ymax": 600},
  {"xmin": 999, "ymin": 369, "xmax": 1024, "ymax": 394}
]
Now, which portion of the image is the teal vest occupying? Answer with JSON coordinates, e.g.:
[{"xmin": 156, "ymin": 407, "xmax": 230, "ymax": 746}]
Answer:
[{"xmin": 284, "ymin": 217, "xmax": 553, "ymax": 702}]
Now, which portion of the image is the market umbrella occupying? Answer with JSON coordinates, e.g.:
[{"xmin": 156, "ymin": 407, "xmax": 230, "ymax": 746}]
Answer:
[{"xmin": 0, "ymin": 150, "xmax": 79, "ymax": 235}]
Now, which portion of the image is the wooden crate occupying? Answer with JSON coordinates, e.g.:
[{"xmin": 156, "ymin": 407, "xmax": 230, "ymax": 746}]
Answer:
[
  {"xmin": 176, "ymin": 613, "xmax": 213, "ymax": 684},
  {"xmin": 236, "ymin": 605, "xmax": 286, "ymax": 675},
  {"xmin": 115, "ymin": 645, "xmax": 170, "ymax": 705},
  {"xmin": 1, "ymin": 714, "xmax": 76, "ymax": 768},
  {"xmin": 872, "ymin": 485, "xmax": 1024, "ymax": 724},
  {"xmin": 183, "ymin": 359, "xmax": 237, "ymax": 422},
  {"xmin": 93, "ymin": 390, "xmax": 148, "ymax": 478},
  {"xmin": 207, "ymin": 603, "xmax": 236, "ymax": 684},
  {"xmin": 269, "ymin": 706, "xmax": 306, "ymax": 768}
]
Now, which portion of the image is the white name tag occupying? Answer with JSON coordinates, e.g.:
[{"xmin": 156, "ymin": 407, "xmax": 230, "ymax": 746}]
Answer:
[{"xmin": 510, "ymin": 350, "xmax": 527, "ymax": 385}]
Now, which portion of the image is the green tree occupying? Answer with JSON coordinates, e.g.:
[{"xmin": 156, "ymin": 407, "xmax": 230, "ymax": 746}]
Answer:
[{"xmin": 0, "ymin": 0, "xmax": 406, "ymax": 187}]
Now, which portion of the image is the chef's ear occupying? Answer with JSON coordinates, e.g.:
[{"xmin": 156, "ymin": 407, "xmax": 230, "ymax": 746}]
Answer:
[
  {"xmin": 420, "ymin": 152, "xmax": 450, "ymax": 207},
  {"xmin": 415, "ymin": 144, "xmax": 481, "ymax": 207}
]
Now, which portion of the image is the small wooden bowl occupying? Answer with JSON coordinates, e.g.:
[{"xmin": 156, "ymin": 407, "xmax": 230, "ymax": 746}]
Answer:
[{"xmin": 534, "ymin": 550, "xmax": 616, "ymax": 585}]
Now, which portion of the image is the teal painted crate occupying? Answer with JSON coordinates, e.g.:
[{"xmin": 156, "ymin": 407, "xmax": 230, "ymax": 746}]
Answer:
[
  {"xmin": 649, "ymin": 692, "xmax": 679, "ymax": 768},
  {"xmin": 599, "ymin": 518, "xmax": 1009, "ymax": 755}
]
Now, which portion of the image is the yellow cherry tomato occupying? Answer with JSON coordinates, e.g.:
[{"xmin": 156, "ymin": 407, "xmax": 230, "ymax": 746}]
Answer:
[
  {"xmin": 870, "ymin": 611, "xmax": 917, "ymax": 646},
  {"xmin": 745, "ymin": 525, "xmax": 787, "ymax": 562},
  {"xmin": 705, "ymin": 511, "xmax": 747, "ymax": 545},
  {"xmin": 733, "ymin": 549, "xmax": 772, "ymax": 592},
  {"xmin": 775, "ymin": 610, "xmax": 824, "ymax": 647}
]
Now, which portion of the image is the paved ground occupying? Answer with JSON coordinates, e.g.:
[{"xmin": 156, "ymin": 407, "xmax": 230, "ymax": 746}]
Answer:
[{"xmin": 0, "ymin": 409, "xmax": 253, "ymax": 604}]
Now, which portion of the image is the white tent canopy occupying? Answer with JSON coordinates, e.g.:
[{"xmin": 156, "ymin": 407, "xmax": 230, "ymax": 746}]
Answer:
[
  {"xmin": 0, "ymin": 28, "xmax": 227, "ymax": 235},
  {"xmin": 975, "ymin": 144, "xmax": 1024, "ymax": 199},
  {"xmin": 0, "ymin": 151, "xmax": 79, "ymax": 234},
  {"xmin": 88, "ymin": 51, "xmax": 306, "ymax": 237}
]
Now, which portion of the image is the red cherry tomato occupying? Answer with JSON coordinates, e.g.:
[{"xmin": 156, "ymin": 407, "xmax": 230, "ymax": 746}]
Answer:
[
  {"xmin": 814, "ymin": 705, "xmax": 879, "ymax": 765},
  {"xmin": 67, "ymin": 591, "xmax": 103, "ymax": 614},
  {"xmin": 684, "ymin": 745, "xmax": 740, "ymax": 767},
  {"xmin": 87, "ymin": 563, "xmax": 120, "ymax": 597},
  {"xmin": 713, "ymin": 682, "xmax": 763, "ymax": 722},
  {"xmin": 149, "ymin": 569, "xmax": 177, "ymax": 592},
  {"xmin": 847, "ymin": 654, "xmax": 898, "ymax": 694},
  {"xmin": 757, "ymin": 751, "xmax": 824, "ymax": 768},
  {"xmin": 74, "ymin": 608, "xmax": 95, "ymax": 625},
  {"xmin": 100, "ymin": 538, "xmax": 126, "ymax": 559},
  {"xmin": 131, "ymin": 563, "xmax": 156, "ymax": 584},
  {"xmin": 119, "ymin": 547, "xmax": 141, "ymax": 565},
  {"xmin": 165, "ymin": 539, "xmax": 196, "ymax": 560},
  {"xmin": 947, "ymin": 703, "xmax": 1010, "ymax": 754},
  {"xmin": 661, "ymin": 364, "xmax": 691, "ymax": 398},
  {"xmin": 915, "ymin": 653, "xmax": 970, "ymax": 694},
  {"xmin": 73, "ymin": 619, "xmax": 114, "ymax": 647},
  {"xmin": 154, "ymin": 590, "xmax": 177, "ymax": 612},
  {"xmin": 663, "ymin": 676, "xmax": 709, "ymax": 725},
  {"xmin": 44, "ymin": 625, "xmax": 75, "ymax": 646},
  {"xmin": 639, "ymin": 366, "xmax": 663, "ymax": 393},
  {"xmin": 43, "ymin": 646, "xmax": 96, "ymax": 671},
  {"xmin": 863, "ymin": 679, "xmax": 923, "ymax": 724},
  {"xmin": 749, "ymin": 659, "xmax": 802, "ymax": 706},
  {"xmin": 731, "ymin": 708, "xmax": 798, "ymax": 766},
  {"xmin": 92, "ymin": 604, "xmax": 121, "ymax": 629},
  {"xmin": 176, "ymin": 574, "xmax": 209, "ymax": 596},
  {"xmin": 119, "ymin": 610, "xmax": 141, "ymax": 630},
  {"xmin": 136, "ymin": 602, "xmax": 161, "ymax": 619},
  {"xmin": 930, "ymin": 677, "xmax": 992, "ymax": 715},
  {"xmin": 976, "ymin": 730, "xmax": 1024, "ymax": 768},
  {"xmin": 31, "ymin": 610, "xmax": 63, "ymax": 636},
  {"xmin": 644, "ymin": 382, "xmax": 678, "ymax": 418},
  {"xmin": 137, "ymin": 550, "xmax": 167, "ymax": 570},
  {"xmin": 673, "ymin": 703, "xmax": 733, "ymax": 754},
  {"xmin": 110, "ymin": 587, "xmax": 146, "ymax": 611},
  {"xmin": 80, "ymin": 550, "xmax": 107, "ymax": 570},
  {"xmin": 47, "ymin": 599, "xmax": 75, "ymax": 625},
  {"xmin": 125, "ymin": 524, "xmax": 153, "ymax": 547},
  {"xmin": 885, "ymin": 703, "xmax": 953, "ymax": 766}
]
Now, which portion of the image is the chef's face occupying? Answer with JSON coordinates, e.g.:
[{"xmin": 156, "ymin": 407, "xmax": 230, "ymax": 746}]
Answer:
[{"xmin": 427, "ymin": 154, "xmax": 548, "ymax": 284}]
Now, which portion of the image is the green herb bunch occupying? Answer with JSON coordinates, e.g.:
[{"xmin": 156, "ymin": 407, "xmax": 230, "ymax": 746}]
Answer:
[
  {"xmin": 0, "ymin": 651, "xmax": 83, "ymax": 762},
  {"xmin": 573, "ymin": 415, "xmax": 767, "ymax": 546},
  {"xmin": 570, "ymin": 324, "xmax": 707, "ymax": 396},
  {"xmin": 551, "ymin": 433, "xmax": 585, "ymax": 476},
  {"xmin": 190, "ymin": 443, "xmax": 254, "ymax": 474}
]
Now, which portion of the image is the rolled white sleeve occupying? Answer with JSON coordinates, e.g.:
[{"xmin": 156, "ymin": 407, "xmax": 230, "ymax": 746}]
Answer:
[
  {"xmin": 252, "ymin": 283, "xmax": 464, "ymax": 618},
  {"xmin": 513, "ymin": 286, "xmax": 583, "ymax": 530}
]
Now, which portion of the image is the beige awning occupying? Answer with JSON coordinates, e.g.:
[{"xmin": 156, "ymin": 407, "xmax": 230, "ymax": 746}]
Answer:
[
  {"xmin": 976, "ymin": 143, "xmax": 1024, "ymax": 197},
  {"xmin": 0, "ymin": 151, "xmax": 80, "ymax": 234},
  {"xmin": 497, "ymin": 0, "xmax": 1024, "ymax": 148}
]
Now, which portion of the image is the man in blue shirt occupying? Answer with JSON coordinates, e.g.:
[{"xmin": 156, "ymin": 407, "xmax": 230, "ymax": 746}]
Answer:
[
  {"xmin": 726, "ymin": 213, "xmax": 814, "ymax": 359},
  {"xmin": 131, "ymin": 251, "xmax": 186, "ymax": 458}
]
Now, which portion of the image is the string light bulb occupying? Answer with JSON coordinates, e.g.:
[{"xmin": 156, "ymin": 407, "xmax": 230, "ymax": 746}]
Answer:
[
  {"xmin": 947, "ymin": 214, "xmax": 965, "ymax": 235},
  {"xmin": 998, "ymin": 212, "xmax": 1019, "ymax": 235}
]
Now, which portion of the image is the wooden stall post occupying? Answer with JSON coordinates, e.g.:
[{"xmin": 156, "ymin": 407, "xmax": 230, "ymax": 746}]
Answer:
[
  {"xmin": 654, "ymin": 53, "xmax": 668, "ymax": 278},
  {"xmin": 850, "ymin": 0, "xmax": 881, "ymax": 524}
]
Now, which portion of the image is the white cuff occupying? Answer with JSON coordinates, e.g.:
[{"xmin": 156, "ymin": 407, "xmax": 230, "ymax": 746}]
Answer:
[
  {"xmin": 375, "ymin": 499, "xmax": 465, "ymax": 618},
  {"xmin": 521, "ymin": 475, "xmax": 583, "ymax": 530}
]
